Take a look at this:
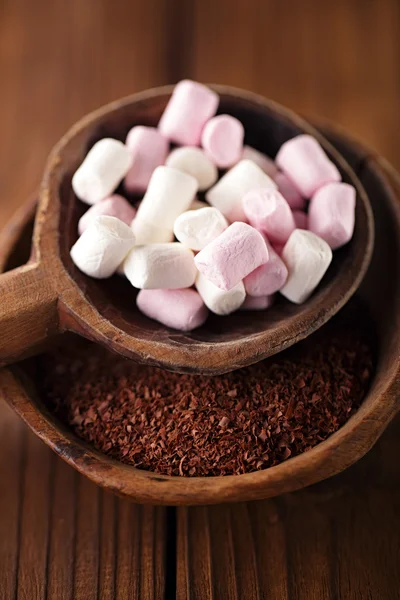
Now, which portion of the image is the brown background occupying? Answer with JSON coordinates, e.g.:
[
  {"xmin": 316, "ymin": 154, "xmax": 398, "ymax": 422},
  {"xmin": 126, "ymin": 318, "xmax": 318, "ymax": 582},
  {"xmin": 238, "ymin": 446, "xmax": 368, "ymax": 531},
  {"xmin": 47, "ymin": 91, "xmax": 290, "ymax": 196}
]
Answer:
[{"xmin": 0, "ymin": 0, "xmax": 399, "ymax": 598}]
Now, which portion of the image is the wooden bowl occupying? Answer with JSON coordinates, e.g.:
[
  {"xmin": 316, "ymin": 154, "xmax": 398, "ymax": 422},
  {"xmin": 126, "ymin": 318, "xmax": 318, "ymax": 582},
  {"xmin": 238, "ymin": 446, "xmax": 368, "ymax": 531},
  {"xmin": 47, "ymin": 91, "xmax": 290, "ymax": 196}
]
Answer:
[
  {"xmin": 0, "ymin": 124, "xmax": 398, "ymax": 505},
  {"xmin": 0, "ymin": 86, "xmax": 374, "ymax": 375}
]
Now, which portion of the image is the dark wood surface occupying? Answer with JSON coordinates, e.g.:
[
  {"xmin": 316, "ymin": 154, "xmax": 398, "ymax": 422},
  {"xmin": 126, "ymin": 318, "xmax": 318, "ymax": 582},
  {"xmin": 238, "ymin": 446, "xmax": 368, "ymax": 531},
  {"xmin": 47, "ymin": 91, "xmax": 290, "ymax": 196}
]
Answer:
[{"xmin": 0, "ymin": 0, "xmax": 399, "ymax": 598}]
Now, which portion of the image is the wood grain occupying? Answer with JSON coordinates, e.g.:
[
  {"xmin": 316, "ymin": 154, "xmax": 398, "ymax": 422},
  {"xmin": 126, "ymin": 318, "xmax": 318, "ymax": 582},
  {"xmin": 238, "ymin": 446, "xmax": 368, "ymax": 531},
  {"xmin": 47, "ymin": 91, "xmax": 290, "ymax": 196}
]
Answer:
[{"xmin": 191, "ymin": 0, "xmax": 400, "ymax": 167}]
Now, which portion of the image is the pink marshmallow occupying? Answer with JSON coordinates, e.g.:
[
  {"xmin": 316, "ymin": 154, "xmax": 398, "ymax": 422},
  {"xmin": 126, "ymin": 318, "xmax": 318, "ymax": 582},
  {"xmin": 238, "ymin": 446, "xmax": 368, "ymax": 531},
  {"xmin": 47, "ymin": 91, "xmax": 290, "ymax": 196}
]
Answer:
[
  {"xmin": 308, "ymin": 182, "xmax": 356, "ymax": 249},
  {"xmin": 274, "ymin": 172, "xmax": 305, "ymax": 209},
  {"xmin": 125, "ymin": 126, "xmax": 169, "ymax": 193},
  {"xmin": 78, "ymin": 195, "xmax": 136, "ymax": 235},
  {"xmin": 244, "ymin": 239, "xmax": 288, "ymax": 296},
  {"xmin": 276, "ymin": 135, "xmax": 341, "ymax": 198},
  {"xmin": 195, "ymin": 222, "xmax": 268, "ymax": 291},
  {"xmin": 137, "ymin": 288, "xmax": 208, "ymax": 331},
  {"xmin": 242, "ymin": 188, "xmax": 296, "ymax": 244},
  {"xmin": 158, "ymin": 80, "xmax": 219, "ymax": 146},
  {"xmin": 201, "ymin": 115, "xmax": 244, "ymax": 168},
  {"xmin": 240, "ymin": 294, "xmax": 275, "ymax": 311},
  {"xmin": 292, "ymin": 210, "xmax": 308, "ymax": 230}
]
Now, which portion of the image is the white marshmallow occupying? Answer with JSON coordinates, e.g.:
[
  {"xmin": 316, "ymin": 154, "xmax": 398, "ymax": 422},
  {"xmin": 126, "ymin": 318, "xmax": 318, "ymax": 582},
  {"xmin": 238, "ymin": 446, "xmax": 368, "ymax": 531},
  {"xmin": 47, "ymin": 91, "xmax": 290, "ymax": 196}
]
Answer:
[
  {"xmin": 123, "ymin": 243, "xmax": 196, "ymax": 289},
  {"xmin": 173, "ymin": 207, "xmax": 228, "ymax": 251},
  {"xmin": 165, "ymin": 147, "xmax": 218, "ymax": 191},
  {"xmin": 135, "ymin": 166, "xmax": 198, "ymax": 230},
  {"xmin": 70, "ymin": 216, "xmax": 135, "ymax": 279},
  {"xmin": 280, "ymin": 230, "xmax": 333, "ymax": 304},
  {"xmin": 206, "ymin": 159, "xmax": 277, "ymax": 222},
  {"xmin": 195, "ymin": 272, "xmax": 245, "ymax": 315},
  {"xmin": 72, "ymin": 139, "xmax": 132, "ymax": 205},
  {"xmin": 241, "ymin": 146, "xmax": 278, "ymax": 178},
  {"xmin": 131, "ymin": 218, "xmax": 174, "ymax": 244}
]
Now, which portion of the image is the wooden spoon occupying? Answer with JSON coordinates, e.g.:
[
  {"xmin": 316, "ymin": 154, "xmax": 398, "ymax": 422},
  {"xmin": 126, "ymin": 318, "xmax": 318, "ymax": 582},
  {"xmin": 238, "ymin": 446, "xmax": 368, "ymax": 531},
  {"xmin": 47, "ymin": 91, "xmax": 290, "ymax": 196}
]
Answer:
[
  {"xmin": 0, "ymin": 124, "xmax": 398, "ymax": 506},
  {"xmin": 0, "ymin": 85, "xmax": 374, "ymax": 374}
]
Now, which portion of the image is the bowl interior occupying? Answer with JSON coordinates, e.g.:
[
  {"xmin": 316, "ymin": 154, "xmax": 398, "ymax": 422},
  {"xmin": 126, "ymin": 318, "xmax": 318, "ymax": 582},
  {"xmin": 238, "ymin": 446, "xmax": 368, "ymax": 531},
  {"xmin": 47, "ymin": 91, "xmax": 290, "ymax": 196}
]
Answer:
[{"xmin": 51, "ymin": 88, "xmax": 372, "ymax": 351}]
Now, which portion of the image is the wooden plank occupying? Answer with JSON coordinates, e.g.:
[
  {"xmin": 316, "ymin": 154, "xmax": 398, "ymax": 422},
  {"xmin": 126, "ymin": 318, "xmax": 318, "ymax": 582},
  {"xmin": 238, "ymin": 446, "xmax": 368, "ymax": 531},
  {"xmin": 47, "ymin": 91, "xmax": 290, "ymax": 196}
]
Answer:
[
  {"xmin": 248, "ymin": 501, "xmax": 288, "ymax": 600},
  {"xmin": 177, "ymin": 507, "xmax": 213, "ymax": 600},
  {"xmin": 281, "ymin": 490, "xmax": 335, "ymax": 600},
  {"xmin": 98, "ymin": 492, "xmax": 118, "ymax": 600},
  {"xmin": 333, "ymin": 479, "xmax": 400, "ymax": 599},
  {"xmin": 46, "ymin": 459, "xmax": 77, "ymax": 600},
  {"xmin": 115, "ymin": 501, "xmax": 167, "ymax": 600},
  {"xmin": 229, "ymin": 504, "xmax": 260, "ymax": 600},
  {"xmin": 115, "ymin": 498, "xmax": 141, "ymax": 599},
  {"xmin": 207, "ymin": 506, "xmax": 238, "ymax": 600},
  {"xmin": 0, "ymin": 402, "xmax": 26, "ymax": 600},
  {"xmin": 177, "ymin": 504, "xmax": 262, "ymax": 600},
  {"xmin": 73, "ymin": 477, "xmax": 101, "ymax": 599},
  {"xmin": 15, "ymin": 431, "xmax": 53, "ymax": 600}
]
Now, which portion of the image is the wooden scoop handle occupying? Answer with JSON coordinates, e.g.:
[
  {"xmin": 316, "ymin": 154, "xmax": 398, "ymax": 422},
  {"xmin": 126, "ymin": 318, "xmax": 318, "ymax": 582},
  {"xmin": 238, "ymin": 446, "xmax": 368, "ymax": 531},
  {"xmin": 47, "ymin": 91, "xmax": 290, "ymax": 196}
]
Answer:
[{"xmin": 0, "ymin": 262, "xmax": 59, "ymax": 366}]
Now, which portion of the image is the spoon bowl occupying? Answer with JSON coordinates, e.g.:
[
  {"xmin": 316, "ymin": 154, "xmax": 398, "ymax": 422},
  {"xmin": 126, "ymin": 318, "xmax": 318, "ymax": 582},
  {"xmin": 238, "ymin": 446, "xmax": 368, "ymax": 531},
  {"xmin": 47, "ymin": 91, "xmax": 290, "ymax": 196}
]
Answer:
[{"xmin": 0, "ymin": 86, "xmax": 374, "ymax": 374}]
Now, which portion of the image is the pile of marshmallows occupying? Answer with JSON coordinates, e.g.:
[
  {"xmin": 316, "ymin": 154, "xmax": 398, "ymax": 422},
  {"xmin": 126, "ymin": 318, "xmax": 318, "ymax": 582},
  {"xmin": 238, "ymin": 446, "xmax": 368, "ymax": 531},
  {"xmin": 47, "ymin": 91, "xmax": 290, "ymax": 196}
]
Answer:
[{"xmin": 71, "ymin": 80, "xmax": 356, "ymax": 332}]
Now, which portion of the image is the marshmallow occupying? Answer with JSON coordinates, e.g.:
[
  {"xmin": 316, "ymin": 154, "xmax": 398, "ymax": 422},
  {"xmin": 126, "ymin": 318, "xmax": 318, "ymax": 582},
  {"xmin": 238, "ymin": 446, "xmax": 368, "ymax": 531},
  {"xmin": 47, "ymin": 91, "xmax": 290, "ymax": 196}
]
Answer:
[
  {"xmin": 159, "ymin": 80, "xmax": 219, "ymax": 146},
  {"xmin": 174, "ymin": 207, "xmax": 228, "ymax": 251},
  {"xmin": 241, "ymin": 146, "xmax": 278, "ymax": 178},
  {"xmin": 70, "ymin": 216, "xmax": 135, "ymax": 279},
  {"xmin": 206, "ymin": 159, "xmax": 277, "ymax": 222},
  {"xmin": 240, "ymin": 295, "xmax": 275, "ymax": 311},
  {"xmin": 124, "ymin": 243, "xmax": 196, "ymax": 289},
  {"xmin": 166, "ymin": 147, "xmax": 218, "ymax": 191},
  {"xmin": 274, "ymin": 172, "xmax": 305, "ymax": 210},
  {"xmin": 244, "ymin": 239, "xmax": 288, "ymax": 296},
  {"xmin": 190, "ymin": 199, "xmax": 210, "ymax": 210},
  {"xmin": 125, "ymin": 126, "xmax": 169, "ymax": 193},
  {"xmin": 292, "ymin": 210, "xmax": 308, "ymax": 230},
  {"xmin": 201, "ymin": 115, "xmax": 244, "ymax": 168},
  {"xmin": 78, "ymin": 194, "xmax": 136, "ymax": 235},
  {"xmin": 72, "ymin": 139, "xmax": 132, "ymax": 205},
  {"xmin": 137, "ymin": 288, "xmax": 208, "ymax": 331},
  {"xmin": 195, "ymin": 222, "xmax": 268, "ymax": 291},
  {"xmin": 135, "ymin": 166, "xmax": 198, "ymax": 230},
  {"xmin": 195, "ymin": 272, "xmax": 245, "ymax": 315},
  {"xmin": 308, "ymin": 182, "xmax": 356, "ymax": 249},
  {"xmin": 280, "ymin": 230, "xmax": 332, "ymax": 304},
  {"xmin": 242, "ymin": 188, "xmax": 296, "ymax": 244},
  {"xmin": 131, "ymin": 218, "xmax": 174, "ymax": 244},
  {"xmin": 276, "ymin": 135, "xmax": 341, "ymax": 198}
]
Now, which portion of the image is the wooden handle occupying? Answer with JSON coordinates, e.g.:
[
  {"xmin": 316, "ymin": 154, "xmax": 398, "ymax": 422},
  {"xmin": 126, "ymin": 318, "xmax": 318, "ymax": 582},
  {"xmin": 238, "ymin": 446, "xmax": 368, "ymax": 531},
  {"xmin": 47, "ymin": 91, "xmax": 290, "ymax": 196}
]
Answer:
[{"xmin": 0, "ymin": 263, "xmax": 59, "ymax": 366}]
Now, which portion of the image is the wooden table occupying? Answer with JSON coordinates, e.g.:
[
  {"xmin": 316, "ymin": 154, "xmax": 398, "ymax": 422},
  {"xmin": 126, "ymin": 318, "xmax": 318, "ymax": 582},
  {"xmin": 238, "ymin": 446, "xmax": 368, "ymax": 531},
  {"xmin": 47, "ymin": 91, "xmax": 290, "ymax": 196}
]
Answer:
[{"xmin": 0, "ymin": 0, "xmax": 399, "ymax": 597}]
